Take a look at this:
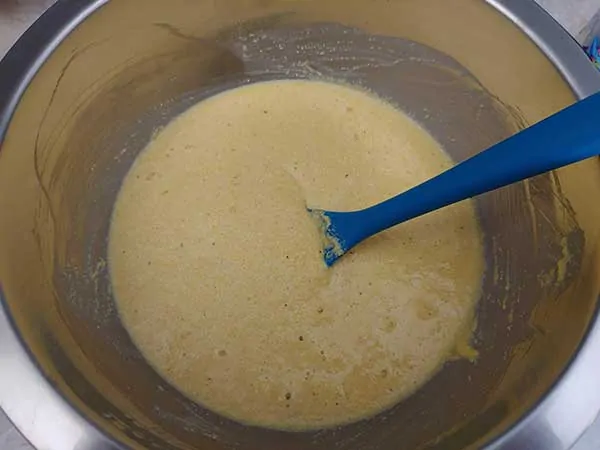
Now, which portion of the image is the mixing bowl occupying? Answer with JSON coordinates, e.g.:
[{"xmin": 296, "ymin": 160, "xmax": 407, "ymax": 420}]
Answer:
[{"xmin": 1, "ymin": 0, "xmax": 600, "ymax": 449}]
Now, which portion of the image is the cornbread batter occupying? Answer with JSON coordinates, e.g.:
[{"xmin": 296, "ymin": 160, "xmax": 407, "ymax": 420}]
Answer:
[{"xmin": 109, "ymin": 80, "xmax": 484, "ymax": 430}]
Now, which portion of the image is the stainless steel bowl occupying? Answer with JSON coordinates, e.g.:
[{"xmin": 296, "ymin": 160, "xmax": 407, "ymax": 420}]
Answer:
[{"xmin": 1, "ymin": 1, "xmax": 600, "ymax": 449}]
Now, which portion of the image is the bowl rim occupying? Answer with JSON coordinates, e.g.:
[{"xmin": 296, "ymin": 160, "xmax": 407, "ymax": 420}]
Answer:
[{"xmin": 0, "ymin": 0, "xmax": 599, "ymax": 449}]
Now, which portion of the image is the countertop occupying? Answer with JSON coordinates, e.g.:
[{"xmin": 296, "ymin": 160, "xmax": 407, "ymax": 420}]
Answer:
[{"xmin": 1, "ymin": 0, "xmax": 600, "ymax": 449}]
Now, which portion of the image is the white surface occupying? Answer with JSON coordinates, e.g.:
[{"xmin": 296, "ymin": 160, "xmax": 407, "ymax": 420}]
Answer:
[
  {"xmin": 537, "ymin": 0, "xmax": 600, "ymax": 42},
  {"xmin": 0, "ymin": 0, "xmax": 54, "ymax": 56},
  {"xmin": 0, "ymin": 0, "xmax": 599, "ymax": 449}
]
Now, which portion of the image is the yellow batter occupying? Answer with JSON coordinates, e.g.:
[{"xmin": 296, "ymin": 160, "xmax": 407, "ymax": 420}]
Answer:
[{"xmin": 109, "ymin": 80, "xmax": 484, "ymax": 430}]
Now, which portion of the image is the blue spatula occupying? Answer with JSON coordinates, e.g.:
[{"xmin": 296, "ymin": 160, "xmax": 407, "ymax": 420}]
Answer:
[{"xmin": 310, "ymin": 91, "xmax": 600, "ymax": 266}]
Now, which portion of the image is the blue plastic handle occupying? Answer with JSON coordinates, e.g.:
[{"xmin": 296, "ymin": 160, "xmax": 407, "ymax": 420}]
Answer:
[{"xmin": 316, "ymin": 90, "xmax": 600, "ymax": 266}]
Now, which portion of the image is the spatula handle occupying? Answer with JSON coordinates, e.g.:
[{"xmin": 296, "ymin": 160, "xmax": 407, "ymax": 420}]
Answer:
[{"xmin": 350, "ymin": 90, "xmax": 600, "ymax": 244}]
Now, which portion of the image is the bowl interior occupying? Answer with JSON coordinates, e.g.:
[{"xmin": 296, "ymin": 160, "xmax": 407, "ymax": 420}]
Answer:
[{"xmin": 1, "ymin": 0, "xmax": 600, "ymax": 449}]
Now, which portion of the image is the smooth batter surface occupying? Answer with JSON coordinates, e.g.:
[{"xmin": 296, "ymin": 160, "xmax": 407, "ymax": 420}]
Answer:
[{"xmin": 109, "ymin": 80, "xmax": 484, "ymax": 430}]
